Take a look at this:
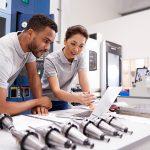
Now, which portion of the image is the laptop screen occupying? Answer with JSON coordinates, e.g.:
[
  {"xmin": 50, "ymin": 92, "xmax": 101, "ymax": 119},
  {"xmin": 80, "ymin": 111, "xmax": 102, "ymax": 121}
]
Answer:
[{"xmin": 89, "ymin": 87, "xmax": 122, "ymax": 119}]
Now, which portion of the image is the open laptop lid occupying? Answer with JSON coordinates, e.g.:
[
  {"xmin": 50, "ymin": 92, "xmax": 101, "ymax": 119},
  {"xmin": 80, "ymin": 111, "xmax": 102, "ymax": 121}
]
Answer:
[{"xmin": 89, "ymin": 86, "xmax": 122, "ymax": 119}]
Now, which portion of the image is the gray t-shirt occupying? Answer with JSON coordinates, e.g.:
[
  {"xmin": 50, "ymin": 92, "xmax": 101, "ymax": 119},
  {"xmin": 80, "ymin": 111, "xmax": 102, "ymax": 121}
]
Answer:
[
  {"xmin": 41, "ymin": 50, "xmax": 87, "ymax": 101},
  {"xmin": 0, "ymin": 32, "xmax": 36, "ymax": 89}
]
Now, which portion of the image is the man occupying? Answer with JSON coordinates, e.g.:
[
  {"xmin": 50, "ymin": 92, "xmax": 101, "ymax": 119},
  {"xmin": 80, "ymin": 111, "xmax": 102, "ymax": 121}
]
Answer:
[{"xmin": 0, "ymin": 14, "xmax": 57, "ymax": 115}]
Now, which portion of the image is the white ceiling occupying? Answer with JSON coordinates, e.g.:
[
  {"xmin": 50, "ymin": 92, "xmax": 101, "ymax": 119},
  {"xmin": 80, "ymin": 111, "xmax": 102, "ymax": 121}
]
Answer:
[{"xmin": 118, "ymin": 0, "xmax": 150, "ymax": 15}]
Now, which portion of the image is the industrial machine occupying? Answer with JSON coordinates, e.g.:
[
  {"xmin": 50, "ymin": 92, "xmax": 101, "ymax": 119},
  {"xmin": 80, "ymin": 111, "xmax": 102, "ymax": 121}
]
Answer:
[
  {"xmin": 85, "ymin": 38, "xmax": 100, "ymax": 92},
  {"xmin": 84, "ymin": 35, "xmax": 122, "ymax": 96},
  {"xmin": 0, "ymin": 0, "xmax": 11, "ymax": 36},
  {"xmin": 130, "ymin": 67, "xmax": 150, "ymax": 97}
]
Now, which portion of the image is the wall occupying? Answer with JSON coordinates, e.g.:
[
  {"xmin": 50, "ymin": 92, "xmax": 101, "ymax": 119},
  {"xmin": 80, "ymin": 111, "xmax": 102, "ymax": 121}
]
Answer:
[
  {"xmin": 50, "ymin": 0, "xmax": 72, "ymax": 50},
  {"xmin": 50, "ymin": 0, "xmax": 121, "ymax": 50},
  {"xmin": 68, "ymin": 0, "xmax": 121, "ymax": 27},
  {"xmin": 88, "ymin": 9, "xmax": 150, "ymax": 59}
]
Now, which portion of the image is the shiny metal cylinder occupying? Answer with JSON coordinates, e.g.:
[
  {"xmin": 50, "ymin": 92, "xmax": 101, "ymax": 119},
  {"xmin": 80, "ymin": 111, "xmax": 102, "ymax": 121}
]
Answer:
[
  {"xmin": 61, "ymin": 122, "xmax": 94, "ymax": 149},
  {"xmin": 93, "ymin": 117, "xmax": 122, "ymax": 137},
  {"xmin": 11, "ymin": 129, "xmax": 48, "ymax": 150},
  {"xmin": 80, "ymin": 119, "xmax": 110, "ymax": 142}
]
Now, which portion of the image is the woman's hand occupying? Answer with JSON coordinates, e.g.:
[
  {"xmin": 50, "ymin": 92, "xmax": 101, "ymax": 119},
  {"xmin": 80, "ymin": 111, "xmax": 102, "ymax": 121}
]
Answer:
[{"xmin": 76, "ymin": 92, "xmax": 96, "ymax": 108}]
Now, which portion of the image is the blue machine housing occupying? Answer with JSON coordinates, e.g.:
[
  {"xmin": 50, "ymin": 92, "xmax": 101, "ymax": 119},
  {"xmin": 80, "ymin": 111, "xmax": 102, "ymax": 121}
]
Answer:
[
  {"xmin": 11, "ymin": 0, "xmax": 53, "ymax": 31},
  {"xmin": 0, "ymin": 0, "xmax": 53, "ymax": 33}
]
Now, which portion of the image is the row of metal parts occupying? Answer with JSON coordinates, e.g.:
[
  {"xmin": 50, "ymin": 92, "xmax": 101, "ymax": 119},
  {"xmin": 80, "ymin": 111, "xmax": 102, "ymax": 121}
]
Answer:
[{"xmin": 0, "ymin": 114, "xmax": 133, "ymax": 150}]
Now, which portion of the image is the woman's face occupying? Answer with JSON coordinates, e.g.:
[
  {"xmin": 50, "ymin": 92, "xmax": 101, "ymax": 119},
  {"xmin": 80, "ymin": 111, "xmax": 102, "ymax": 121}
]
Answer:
[{"xmin": 64, "ymin": 34, "xmax": 86, "ymax": 59}]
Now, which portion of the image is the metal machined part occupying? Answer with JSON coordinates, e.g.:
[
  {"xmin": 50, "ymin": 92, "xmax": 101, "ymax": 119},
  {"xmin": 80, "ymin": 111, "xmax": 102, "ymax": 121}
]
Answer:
[
  {"xmin": 77, "ymin": 119, "xmax": 110, "ymax": 142},
  {"xmin": 11, "ymin": 129, "xmax": 49, "ymax": 150},
  {"xmin": 0, "ymin": 114, "xmax": 14, "ymax": 130},
  {"xmin": 93, "ymin": 117, "xmax": 123, "ymax": 138},
  {"xmin": 29, "ymin": 126, "xmax": 76, "ymax": 149},
  {"xmin": 56, "ymin": 121, "xmax": 94, "ymax": 149},
  {"xmin": 104, "ymin": 116, "xmax": 133, "ymax": 134}
]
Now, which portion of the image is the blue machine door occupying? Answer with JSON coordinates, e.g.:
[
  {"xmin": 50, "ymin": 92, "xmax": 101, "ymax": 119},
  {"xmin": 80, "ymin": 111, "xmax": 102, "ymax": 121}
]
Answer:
[
  {"xmin": 16, "ymin": 12, "xmax": 54, "ymax": 31},
  {"xmin": 16, "ymin": 12, "xmax": 32, "ymax": 31}
]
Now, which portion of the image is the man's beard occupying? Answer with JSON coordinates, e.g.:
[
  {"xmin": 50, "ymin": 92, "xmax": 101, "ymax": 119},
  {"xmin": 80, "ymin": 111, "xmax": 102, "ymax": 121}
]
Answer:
[{"xmin": 28, "ymin": 40, "xmax": 40, "ymax": 58}]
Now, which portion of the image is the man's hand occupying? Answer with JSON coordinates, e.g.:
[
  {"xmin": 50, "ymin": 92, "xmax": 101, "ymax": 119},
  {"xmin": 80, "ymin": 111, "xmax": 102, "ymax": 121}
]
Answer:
[
  {"xmin": 32, "ymin": 106, "xmax": 49, "ymax": 115},
  {"xmin": 38, "ymin": 96, "xmax": 52, "ymax": 109}
]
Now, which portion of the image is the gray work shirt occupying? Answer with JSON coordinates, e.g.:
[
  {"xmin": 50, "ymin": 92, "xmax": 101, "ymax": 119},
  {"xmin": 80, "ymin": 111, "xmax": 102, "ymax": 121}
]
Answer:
[
  {"xmin": 0, "ymin": 32, "xmax": 36, "ymax": 89},
  {"xmin": 41, "ymin": 50, "xmax": 87, "ymax": 101}
]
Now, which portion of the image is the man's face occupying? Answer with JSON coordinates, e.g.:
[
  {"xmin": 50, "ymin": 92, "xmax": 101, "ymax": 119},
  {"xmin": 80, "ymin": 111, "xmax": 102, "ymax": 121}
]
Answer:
[
  {"xmin": 28, "ymin": 27, "xmax": 56, "ymax": 58},
  {"xmin": 64, "ymin": 34, "xmax": 86, "ymax": 59}
]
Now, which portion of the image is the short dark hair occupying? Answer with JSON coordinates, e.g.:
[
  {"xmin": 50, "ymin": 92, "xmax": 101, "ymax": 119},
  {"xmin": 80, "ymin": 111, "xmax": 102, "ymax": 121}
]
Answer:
[
  {"xmin": 25, "ymin": 14, "xmax": 58, "ymax": 33},
  {"xmin": 65, "ymin": 25, "xmax": 88, "ymax": 41}
]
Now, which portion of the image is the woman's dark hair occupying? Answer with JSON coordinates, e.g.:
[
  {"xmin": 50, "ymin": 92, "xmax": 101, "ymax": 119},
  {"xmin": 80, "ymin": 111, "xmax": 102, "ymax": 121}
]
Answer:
[
  {"xmin": 65, "ymin": 25, "xmax": 88, "ymax": 41},
  {"xmin": 24, "ymin": 14, "xmax": 58, "ymax": 33}
]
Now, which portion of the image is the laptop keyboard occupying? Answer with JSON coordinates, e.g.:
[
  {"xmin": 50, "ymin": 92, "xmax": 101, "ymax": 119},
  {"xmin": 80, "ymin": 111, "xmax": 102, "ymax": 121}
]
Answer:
[{"xmin": 73, "ymin": 110, "xmax": 92, "ymax": 118}]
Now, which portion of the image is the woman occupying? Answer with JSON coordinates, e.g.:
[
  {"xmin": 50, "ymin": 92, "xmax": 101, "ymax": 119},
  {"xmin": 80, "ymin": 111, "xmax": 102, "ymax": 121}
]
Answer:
[{"xmin": 41, "ymin": 25, "xmax": 95, "ymax": 111}]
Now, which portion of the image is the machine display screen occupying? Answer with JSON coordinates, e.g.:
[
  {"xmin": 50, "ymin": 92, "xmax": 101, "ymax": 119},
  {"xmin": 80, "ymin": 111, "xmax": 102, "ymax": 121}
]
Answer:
[{"xmin": 135, "ymin": 67, "xmax": 148, "ymax": 82}]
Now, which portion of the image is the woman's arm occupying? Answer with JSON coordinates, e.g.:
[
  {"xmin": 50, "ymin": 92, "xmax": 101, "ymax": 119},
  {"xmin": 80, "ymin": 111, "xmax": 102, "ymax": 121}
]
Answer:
[
  {"xmin": 78, "ymin": 69, "xmax": 90, "ymax": 92},
  {"xmin": 47, "ymin": 76, "xmax": 94, "ymax": 106}
]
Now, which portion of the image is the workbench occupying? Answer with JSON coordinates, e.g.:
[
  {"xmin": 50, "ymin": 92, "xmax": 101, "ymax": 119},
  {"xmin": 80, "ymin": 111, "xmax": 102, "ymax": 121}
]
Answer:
[{"xmin": 0, "ymin": 107, "xmax": 150, "ymax": 150}]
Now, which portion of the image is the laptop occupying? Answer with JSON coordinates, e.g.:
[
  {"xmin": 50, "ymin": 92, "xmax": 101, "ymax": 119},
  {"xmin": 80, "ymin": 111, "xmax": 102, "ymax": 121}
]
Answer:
[
  {"xmin": 74, "ymin": 87, "xmax": 122, "ymax": 119},
  {"xmin": 89, "ymin": 86, "xmax": 122, "ymax": 119}
]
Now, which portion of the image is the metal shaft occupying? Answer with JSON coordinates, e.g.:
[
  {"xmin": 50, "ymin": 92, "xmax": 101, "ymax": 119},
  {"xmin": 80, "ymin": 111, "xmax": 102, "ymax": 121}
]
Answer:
[
  {"xmin": 56, "ymin": 122, "xmax": 94, "ymax": 149},
  {"xmin": 29, "ymin": 126, "xmax": 76, "ymax": 149},
  {"xmin": 0, "ymin": 114, "xmax": 14, "ymax": 130},
  {"xmin": 78, "ymin": 119, "xmax": 110, "ymax": 142},
  {"xmin": 93, "ymin": 117, "xmax": 123, "ymax": 138},
  {"xmin": 11, "ymin": 129, "xmax": 49, "ymax": 150},
  {"xmin": 104, "ymin": 116, "xmax": 133, "ymax": 134}
]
